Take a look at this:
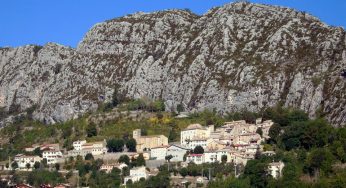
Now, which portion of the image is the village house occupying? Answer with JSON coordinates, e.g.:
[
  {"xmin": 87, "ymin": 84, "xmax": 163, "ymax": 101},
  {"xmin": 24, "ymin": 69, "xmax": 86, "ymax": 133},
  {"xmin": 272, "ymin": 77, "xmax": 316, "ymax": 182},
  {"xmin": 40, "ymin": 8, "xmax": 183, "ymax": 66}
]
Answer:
[
  {"xmin": 150, "ymin": 145, "xmax": 168, "ymax": 160},
  {"xmin": 81, "ymin": 141, "xmax": 107, "ymax": 156},
  {"xmin": 207, "ymin": 139, "xmax": 227, "ymax": 150},
  {"xmin": 72, "ymin": 140, "xmax": 86, "ymax": 150},
  {"xmin": 24, "ymin": 143, "xmax": 60, "ymax": 153},
  {"xmin": 124, "ymin": 166, "xmax": 149, "ymax": 184},
  {"xmin": 133, "ymin": 129, "xmax": 168, "ymax": 152},
  {"xmin": 42, "ymin": 149, "xmax": 63, "ymax": 165},
  {"xmin": 268, "ymin": 161, "xmax": 285, "ymax": 179},
  {"xmin": 14, "ymin": 154, "xmax": 41, "ymax": 170},
  {"xmin": 67, "ymin": 140, "xmax": 107, "ymax": 157},
  {"xmin": 100, "ymin": 163, "xmax": 128, "ymax": 173},
  {"xmin": 187, "ymin": 138, "xmax": 208, "ymax": 149},
  {"xmin": 180, "ymin": 124, "xmax": 214, "ymax": 148},
  {"xmin": 186, "ymin": 154, "xmax": 204, "ymax": 165},
  {"xmin": 216, "ymin": 149, "xmax": 232, "ymax": 163},
  {"xmin": 166, "ymin": 144, "xmax": 189, "ymax": 162},
  {"xmin": 204, "ymin": 150, "xmax": 217, "ymax": 163}
]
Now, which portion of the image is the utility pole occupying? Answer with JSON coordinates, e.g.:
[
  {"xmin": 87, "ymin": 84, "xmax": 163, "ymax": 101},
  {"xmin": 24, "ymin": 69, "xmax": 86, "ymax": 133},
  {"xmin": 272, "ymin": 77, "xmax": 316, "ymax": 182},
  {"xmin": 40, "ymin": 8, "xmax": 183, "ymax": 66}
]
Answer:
[
  {"xmin": 208, "ymin": 168, "xmax": 212, "ymax": 181},
  {"xmin": 234, "ymin": 163, "xmax": 237, "ymax": 177},
  {"xmin": 167, "ymin": 160, "xmax": 170, "ymax": 172},
  {"xmin": 77, "ymin": 170, "xmax": 80, "ymax": 188}
]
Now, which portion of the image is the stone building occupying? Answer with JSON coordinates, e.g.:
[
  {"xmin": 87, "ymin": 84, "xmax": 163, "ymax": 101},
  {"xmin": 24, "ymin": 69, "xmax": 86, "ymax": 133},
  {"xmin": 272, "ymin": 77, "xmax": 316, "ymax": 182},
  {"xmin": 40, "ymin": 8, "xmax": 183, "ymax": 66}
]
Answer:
[{"xmin": 133, "ymin": 129, "xmax": 168, "ymax": 152}]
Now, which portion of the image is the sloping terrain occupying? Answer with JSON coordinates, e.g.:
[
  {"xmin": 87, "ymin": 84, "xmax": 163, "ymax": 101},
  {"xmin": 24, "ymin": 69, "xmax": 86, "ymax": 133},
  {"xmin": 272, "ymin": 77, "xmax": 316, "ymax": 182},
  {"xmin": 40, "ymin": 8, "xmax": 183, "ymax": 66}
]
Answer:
[{"xmin": 0, "ymin": 2, "xmax": 345, "ymax": 125}]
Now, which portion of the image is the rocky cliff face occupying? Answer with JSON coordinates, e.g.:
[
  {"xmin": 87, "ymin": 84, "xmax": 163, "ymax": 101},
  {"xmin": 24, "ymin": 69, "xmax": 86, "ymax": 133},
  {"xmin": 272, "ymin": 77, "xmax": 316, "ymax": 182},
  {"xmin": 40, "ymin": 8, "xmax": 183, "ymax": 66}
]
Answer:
[{"xmin": 0, "ymin": 2, "xmax": 345, "ymax": 125}]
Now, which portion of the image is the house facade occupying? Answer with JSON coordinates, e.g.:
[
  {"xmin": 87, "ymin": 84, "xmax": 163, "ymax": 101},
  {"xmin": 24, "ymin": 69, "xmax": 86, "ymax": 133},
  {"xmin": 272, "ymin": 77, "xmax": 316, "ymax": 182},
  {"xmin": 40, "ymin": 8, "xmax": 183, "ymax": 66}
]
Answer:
[
  {"xmin": 42, "ymin": 149, "xmax": 63, "ymax": 165},
  {"xmin": 180, "ymin": 124, "xmax": 214, "ymax": 147},
  {"xmin": 72, "ymin": 140, "xmax": 86, "ymax": 151},
  {"xmin": 150, "ymin": 146, "xmax": 168, "ymax": 160},
  {"xmin": 14, "ymin": 154, "xmax": 41, "ymax": 169},
  {"xmin": 166, "ymin": 144, "xmax": 189, "ymax": 162},
  {"xmin": 124, "ymin": 166, "xmax": 149, "ymax": 184},
  {"xmin": 133, "ymin": 129, "xmax": 168, "ymax": 152},
  {"xmin": 186, "ymin": 154, "xmax": 204, "ymax": 165}
]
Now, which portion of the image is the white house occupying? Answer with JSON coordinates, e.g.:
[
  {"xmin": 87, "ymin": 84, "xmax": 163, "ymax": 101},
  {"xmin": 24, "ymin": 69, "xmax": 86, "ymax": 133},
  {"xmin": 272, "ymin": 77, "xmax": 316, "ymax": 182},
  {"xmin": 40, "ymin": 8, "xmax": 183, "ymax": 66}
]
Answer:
[
  {"xmin": 187, "ymin": 138, "xmax": 208, "ymax": 150},
  {"xmin": 186, "ymin": 154, "xmax": 204, "ymax": 165},
  {"xmin": 73, "ymin": 140, "xmax": 87, "ymax": 151},
  {"xmin": 216, "ymin": 149, "xmax": 232, "ymax": 163},
  {"xmin": 166, "ymin": 144, "xmax": 189, "ymax": 162},
  {"xmin": 204, "ymin": 151, "xmax": 217, "ymax": 163},
  {"xmin": 268, "ymin": 161, "xmax": 285, "ymax": 179},
  {"xmin": 14, "ymin": 154, "xmax": 41, "ymax": 169},
  {"xmin": 124, "ymin": 166, "xmax": 149, "ymax": 184},
  {"xmin": 180, "ymin": 124, "xmax": 214, "ymax": 147},
  {"xmin": 42, "ymin": 149, "xmax": 63, "ymax": 165},
  {"xmin": 150, "ymin": 145, "xmax": 168, "ymax": 160},
  {"xmin": 68, "ymin": 141, "xmax": 107, "ymax": 157}
]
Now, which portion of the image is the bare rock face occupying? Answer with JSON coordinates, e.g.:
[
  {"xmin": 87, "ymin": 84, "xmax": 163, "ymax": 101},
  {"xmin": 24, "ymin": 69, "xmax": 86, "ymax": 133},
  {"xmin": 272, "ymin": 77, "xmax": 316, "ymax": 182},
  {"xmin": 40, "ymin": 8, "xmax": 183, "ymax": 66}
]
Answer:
[{"xmin": 0, "ymin": 2, "xmax": 345, "ymax": 125}]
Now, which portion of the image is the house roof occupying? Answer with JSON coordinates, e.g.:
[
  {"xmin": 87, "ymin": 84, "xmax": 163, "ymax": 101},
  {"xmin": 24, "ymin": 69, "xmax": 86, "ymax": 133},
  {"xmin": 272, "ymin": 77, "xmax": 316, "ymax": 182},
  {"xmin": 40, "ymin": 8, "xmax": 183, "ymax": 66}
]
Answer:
[
  {"xmin": 151, "ymin": 145, "xmax": 169, "ymax": 149},
  {"xmin": 184, "ymin": 124, "xmax": 206, "ymax": 131},
  {"xmin": 168, "ymin": 144, "xmax": 189, "ymax": 150}
]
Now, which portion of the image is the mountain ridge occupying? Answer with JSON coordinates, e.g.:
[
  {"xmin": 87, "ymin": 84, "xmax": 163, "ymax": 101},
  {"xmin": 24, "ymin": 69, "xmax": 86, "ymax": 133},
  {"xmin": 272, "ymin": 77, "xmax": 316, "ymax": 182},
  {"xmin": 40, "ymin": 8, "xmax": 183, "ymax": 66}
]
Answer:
[{"xmin": 0, "ymin": 2, "xmax": 345, "ymax": 126}]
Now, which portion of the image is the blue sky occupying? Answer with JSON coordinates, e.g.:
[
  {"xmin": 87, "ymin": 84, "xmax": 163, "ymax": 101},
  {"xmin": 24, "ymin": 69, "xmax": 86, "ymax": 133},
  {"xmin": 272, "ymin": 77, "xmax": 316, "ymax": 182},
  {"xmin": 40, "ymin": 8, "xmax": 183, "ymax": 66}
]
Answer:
[{"xmin": 0, "ymin": 0, "xmax": 345, "ymax": 48}]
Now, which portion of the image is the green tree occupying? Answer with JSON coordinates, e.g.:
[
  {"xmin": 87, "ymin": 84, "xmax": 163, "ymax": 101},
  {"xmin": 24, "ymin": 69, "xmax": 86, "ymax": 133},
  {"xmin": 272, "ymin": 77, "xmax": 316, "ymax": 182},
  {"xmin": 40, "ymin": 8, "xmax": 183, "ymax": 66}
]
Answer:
[
  {"xmin": 268, "ymin": 123, "xmax": 281, "ymax": 143},
  {"xmin": 33, "ymin": 161, "xmax": 40, "ymax": 170},
  {"xmin": 165, "ymin": 155, "xmax": 173, "ymax": 162},
  {"xmin": 256, "ymin": 127, "xmax": 263, "ymax": 137},
  {"xmin": 54, "ymin": 163, "xmax": 60, "ymax": 171},
  {"xmin": 27, "ymin": 170, "xmax": 64, "ymax": 187},
  {"xmin": 33, "ymin": 147, "xmax": 42, "ymax": 157},
  {"xmin": 136, "ymin": 153, "xmax": 146, "ymax": 167},
  {"xmin": 126, "ymin": 179, "xmax": 133, "ymax": 185},
  {"xmin": 11, "ymin": 161, "xmax": 18, "ymax": 169},
  {"xmin": 122, "ymin": 166, "xmax": 130, "ymax": 176},
  {"xmin": 126, "ymin": 138, "xmax": 137, "ymax": 152},
  {"xmin": 85, "ymin": 153, "xmax": 94, "ymax": 160},
  {"xmin": 193, "ymin": 146, "xmax": 204, "ymax": 154},
  {"xmin": 243, "ymin": 160, "xmax": 268, "ymax": 188},
  {"xmin": 42, "ymin": 158, "xmax": 48, "ymax": 168},
  {"xmin": 221, "ymin": 155, "xmax": 227, "ymax": 163},
  {"xmin": 177, "ymin": 104, "xmax": 184, "ymax": 113},
  {"xmin": 86, "ymin": 122, "xmax": 97, "ymax": 137},
  {"xmin": 119, "ymin": 155, "xmax": 130, "ymax": 165},
  {"xmin": 153, "ymin": 100, "xmax": 165, "ymax": 112},
  {"xmin": 305, "ymin": 148, "xmax": 334, "ymax": 175},
  {"xmin": 26, "ymin": 163, "xmax": 31, "ymax": 170},
  {"xmin": 107, "ymin": 139, "xmax": 124, "ymax": 152},
  {"xmin": 180, "ymin": 167, "xmax": 188, "ymax": 177}
]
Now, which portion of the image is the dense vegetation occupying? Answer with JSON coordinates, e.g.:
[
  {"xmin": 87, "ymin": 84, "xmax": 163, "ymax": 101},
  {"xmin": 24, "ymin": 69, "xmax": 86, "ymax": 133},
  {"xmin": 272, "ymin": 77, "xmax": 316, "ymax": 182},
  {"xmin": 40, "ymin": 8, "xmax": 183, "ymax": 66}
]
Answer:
[{"xmin": 1, "ymin": 101, "xmax": 346, "ymax": 187}]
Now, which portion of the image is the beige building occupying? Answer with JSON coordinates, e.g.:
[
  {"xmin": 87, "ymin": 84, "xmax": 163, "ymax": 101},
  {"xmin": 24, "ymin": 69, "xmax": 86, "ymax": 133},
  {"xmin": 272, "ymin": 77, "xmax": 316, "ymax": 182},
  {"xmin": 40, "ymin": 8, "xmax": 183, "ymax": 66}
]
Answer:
[
  {"xmin": 133, "ymin": 129, "xmax": 168, "ymax": 152},
  {"xmin": 180, "ymin": 124, "xmax": 214, "ymax": 148}
]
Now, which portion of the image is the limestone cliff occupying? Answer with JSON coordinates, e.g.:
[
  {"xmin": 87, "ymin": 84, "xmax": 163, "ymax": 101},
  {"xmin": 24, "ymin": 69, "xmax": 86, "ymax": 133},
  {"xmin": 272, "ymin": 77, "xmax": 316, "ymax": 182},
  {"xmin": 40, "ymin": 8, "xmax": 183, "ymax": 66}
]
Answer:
[{"xmin": 0, "ymin": 2, "xmax": 345, "ymax": 125}]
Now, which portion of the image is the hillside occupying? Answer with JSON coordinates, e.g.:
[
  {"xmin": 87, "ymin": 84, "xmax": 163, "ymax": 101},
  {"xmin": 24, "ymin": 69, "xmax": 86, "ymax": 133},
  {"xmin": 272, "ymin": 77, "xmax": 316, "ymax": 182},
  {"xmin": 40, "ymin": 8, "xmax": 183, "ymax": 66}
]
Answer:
[{"xmin": 0, "ymin": 2, "xmax": 345, "ymax": 125}]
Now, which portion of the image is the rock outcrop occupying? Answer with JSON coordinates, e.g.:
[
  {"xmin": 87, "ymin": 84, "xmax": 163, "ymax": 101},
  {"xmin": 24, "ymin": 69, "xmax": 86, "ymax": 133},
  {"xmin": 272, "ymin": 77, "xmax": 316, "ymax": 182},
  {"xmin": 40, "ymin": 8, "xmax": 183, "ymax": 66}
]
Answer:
[{"xmin": 0, "ymin": 2, "xmax": 345, "ymax": 125}]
